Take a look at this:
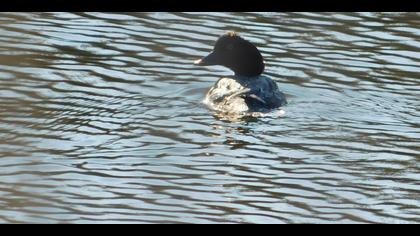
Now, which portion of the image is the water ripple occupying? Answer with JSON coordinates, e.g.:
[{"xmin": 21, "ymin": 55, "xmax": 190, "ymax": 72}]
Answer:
[{"xmin": 0, "ymin": 12, "xmax": 419, "ymax": 223}]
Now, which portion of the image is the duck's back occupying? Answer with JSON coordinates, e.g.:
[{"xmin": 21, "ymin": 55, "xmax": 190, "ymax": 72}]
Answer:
[{"xmin": 204, "ymin": 76, "xmax": 287, "ymax": 114}]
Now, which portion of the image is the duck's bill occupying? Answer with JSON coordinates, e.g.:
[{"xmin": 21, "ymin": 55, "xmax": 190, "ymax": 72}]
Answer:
[
  {"xmin": 194, "ymin": 58, "xmax": 204, "ymax": 65},
  {"xmin": 194, "ymin": 51, "xmax": 219, "ymax": 66}
]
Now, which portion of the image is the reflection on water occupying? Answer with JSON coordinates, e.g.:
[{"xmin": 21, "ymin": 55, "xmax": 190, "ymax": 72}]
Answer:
[{"xmin": 0, "ymin": 12, "xmax": 419, "ymax": 223}]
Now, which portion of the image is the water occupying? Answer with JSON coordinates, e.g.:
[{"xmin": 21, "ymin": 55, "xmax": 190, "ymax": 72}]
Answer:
[{"xmin": 0, "ymin": 12, "xmax": 419, "ymax": 224}]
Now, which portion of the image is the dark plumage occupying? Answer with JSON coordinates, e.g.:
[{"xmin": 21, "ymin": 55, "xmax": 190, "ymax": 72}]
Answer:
[{"xmin": 195, "ymin": 31, "xmax": 265, "ymax": 77}]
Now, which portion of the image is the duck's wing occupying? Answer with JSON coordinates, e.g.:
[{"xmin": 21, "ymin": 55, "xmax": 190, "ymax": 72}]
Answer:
[
  {"xmin": 247, "ymin": 94, "xmax": 266, "ymax": 104},
  {"xmin": 226, "ymin": 88, "xmax": 266, "ymax": 104},
  {"xmin": 226, "ymin": 88, "xmax": 250, "ymax": 100}
]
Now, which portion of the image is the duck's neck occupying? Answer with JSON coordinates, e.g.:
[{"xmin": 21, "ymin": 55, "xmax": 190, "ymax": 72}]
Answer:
[{"xmin": 234, "ymin": 73, "xmax": 261, "ymax": 79}]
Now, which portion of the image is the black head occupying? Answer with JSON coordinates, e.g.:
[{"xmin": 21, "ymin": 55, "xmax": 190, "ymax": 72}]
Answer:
[{"xmin": 194, "ymin": 32, "xmax": 265, "ymax": 77}]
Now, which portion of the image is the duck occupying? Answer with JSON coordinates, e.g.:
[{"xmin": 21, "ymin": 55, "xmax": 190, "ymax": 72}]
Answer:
[{"xmin": 194, "ymin": 31, "xmax": 287, "ymax": 114}]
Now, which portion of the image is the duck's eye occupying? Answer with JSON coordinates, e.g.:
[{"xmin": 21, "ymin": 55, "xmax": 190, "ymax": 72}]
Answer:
[{"xmin": 226, "ymin": 44, "xmax": 234, "ymax": 51}]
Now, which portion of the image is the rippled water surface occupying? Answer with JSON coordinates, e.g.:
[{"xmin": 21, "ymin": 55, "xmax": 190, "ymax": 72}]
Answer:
[{"xmin": 0, "ymin": 12, "xmax": 419, "ymax": 223}]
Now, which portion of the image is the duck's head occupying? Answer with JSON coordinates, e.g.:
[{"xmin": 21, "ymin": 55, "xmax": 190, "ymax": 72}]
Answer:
[{"xmin": 194, "ymin": 31, "xmax": 265, "ymax": 77}]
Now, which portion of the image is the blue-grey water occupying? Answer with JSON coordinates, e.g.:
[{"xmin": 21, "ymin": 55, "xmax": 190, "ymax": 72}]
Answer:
[{"xmin": 0, "ymin": 12, "xmax": 419, "ymax": 223}]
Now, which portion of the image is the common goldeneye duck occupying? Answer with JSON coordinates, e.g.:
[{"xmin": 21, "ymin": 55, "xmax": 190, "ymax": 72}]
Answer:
[{"xmin": 195, "ymin": 31, "xmax": 287, "ymax": 114}]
